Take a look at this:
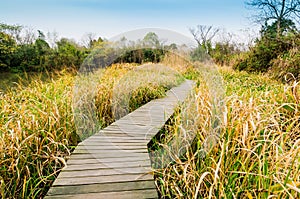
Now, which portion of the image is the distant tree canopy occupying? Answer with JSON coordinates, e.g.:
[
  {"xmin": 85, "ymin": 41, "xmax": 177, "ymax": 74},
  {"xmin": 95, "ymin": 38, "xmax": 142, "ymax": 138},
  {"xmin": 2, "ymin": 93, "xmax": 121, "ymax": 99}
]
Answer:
[
  {"xmin": 0, "ymin": 23, "xmax": 182, "ymax": 72},
  {"xmin": 114, "ymin": 32, "xmax": 166, "ymax": 64},
  {"xmin": 189, "ymin": 25, "xmax": 241, "ymax": 65},
  {"xmin": 0, "ymin": 32, "xmax": 17, "ymax": 69},
  {"xmin": 189, "ymin": 25, "xmax": 220, "ymax": 55},
  {"xmin": 247, "ymin": 0, "xmax": 300, "ymax": 38},
  {"xmin": 233, "ymin": 0, "xmax": 300, "ymax": 80},
  {"xmin": 0, "ymin": 23, "xmax": 92, "ymax": 72},
  {"xmin": 261, "ymin": 18, "xmax": 297, "ymax": 38}
]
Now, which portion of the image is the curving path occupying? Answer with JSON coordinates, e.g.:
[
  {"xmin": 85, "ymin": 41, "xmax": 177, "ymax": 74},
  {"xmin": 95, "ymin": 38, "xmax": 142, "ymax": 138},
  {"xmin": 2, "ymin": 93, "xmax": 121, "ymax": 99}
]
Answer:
[{"xmin": 45, "ymin": 80, "xmax": 194, "ymax": 199}]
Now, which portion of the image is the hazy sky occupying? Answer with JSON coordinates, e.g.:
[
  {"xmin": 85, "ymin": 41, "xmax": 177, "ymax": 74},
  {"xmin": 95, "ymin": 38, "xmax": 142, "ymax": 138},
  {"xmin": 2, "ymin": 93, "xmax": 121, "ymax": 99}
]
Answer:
[{"xmin": 0, "ymin": 0, "xmax": 256, "ymax": 42}]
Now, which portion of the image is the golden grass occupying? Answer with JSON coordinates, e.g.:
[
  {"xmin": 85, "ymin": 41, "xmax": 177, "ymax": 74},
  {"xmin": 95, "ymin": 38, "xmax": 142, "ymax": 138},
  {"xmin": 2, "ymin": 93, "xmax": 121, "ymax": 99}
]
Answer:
[
  {"xmin": 0, "ymin": 63, "xmax": 182, "ymax": 198},
  {"xmin": 0, "ymin": 71, "xmax": 76, "ymax": 198},
  {"xmin": 1, "ymin": 53, "xmax": 299, "ymax": 198},
  {"xmin": 154, "ymin": 67, "xmax": 300, "ymax": 198}
]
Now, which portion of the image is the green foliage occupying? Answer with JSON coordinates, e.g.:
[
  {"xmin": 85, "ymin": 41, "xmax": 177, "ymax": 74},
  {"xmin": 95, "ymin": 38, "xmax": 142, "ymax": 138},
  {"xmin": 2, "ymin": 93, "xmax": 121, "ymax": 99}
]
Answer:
[
  {"xmin": 261, "ymin": 18, "xmax": 297, "ymax": 39},
  {"xmin": 48, "ymin": 38, "xmax": 87, "ymax": 70},
  {"xmin": 270, "ymin": 44, "xmax": 300, "ymax": 81},
  {"xmin": 233, "ymin": 40, "xmax": 283, "ymax": 72},
  {"xmin": 190, "ymin": 38, "xmax": 240, "ymax": 66},
  {"xmin": 211, "ymin": 42, "xmax": 238, "ymax": 66},
  {"xmin": 118, "ymin": 48, "xmax": 164, "ymax": 64},
  {"xmin": 190, "ymin": 46, "xmax": 210, "ymax": 62},
  {"xmin": 0, "ymin": 23, "xmax": 89, "ymax": 72},
  {"xmin": 0, "ymin": 22, "xmax": 171, "ymax": 72},
  {"xmin": 0, "ymin": 32, "xmax": 17, "ymax": 70},
  {"xmin": 11, "ymin": 44, "xmax": 40, "ymax": 71},
  {"xmin": 0, "ymin": 22, "xmax": 22, "ymax": 42},
  {"xmin": 84, "ymin": 42, "xmax": 117, "ymax": 69},
  {"xmin": 233, "ymin": 19, "xmax": 299, "ymax": 79},
  {"xmin": 143, "ymin": 32, "xmax": 160, "ymax": 48}
]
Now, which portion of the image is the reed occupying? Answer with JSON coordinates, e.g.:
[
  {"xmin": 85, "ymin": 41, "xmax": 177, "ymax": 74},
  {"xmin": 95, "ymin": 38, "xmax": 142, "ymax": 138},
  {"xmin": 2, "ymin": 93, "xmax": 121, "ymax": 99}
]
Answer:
[
  {"xmin": 0, "ymin": 63, "xmax": 182, "ymax": 198},
  {"xmin": 154, "ymin": 67, "xmax": 300, "ymax": 198}
]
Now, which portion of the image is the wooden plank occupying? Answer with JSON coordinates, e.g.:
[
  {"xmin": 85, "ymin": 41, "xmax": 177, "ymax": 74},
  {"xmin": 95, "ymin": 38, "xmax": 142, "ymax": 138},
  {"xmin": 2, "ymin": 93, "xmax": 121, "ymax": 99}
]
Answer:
[
  {"xmin": 64, "ymin": 160, "xmax": 150, "ymax": 171},
  {"xmin": 66, "ymin": 156, "xmax": 150, "ymax": 165},
  {"xmin": 97, "ymin": 128, "xmax": 160, "ymax": 136},
  {"xmin": 91, "ymin": 133, "xmax": 153, "ymax": 139},
  {"xmin": 70, "ymin": 152, "xmax": 148, "ymax": 158},
  {"xmin": 81, "ymin": 139, "xmax": 150, "ymax": 144},
  {"xmin": 58, "ymin": 166, "xmax": 152, "ymax": 178},
  {"xmin": 69, "ymin": 154, "xmax": 149, "ymax": 161},
  {"xmin": 100, "ymin": 127, "xmax": 159, "ymax": 133},
  {"xmin": 47, "ymin": 180, "xmax": 156, "ymax": 195},
  {"xmin": 72, "ymin": 149, "xmax": 147, "ymax": 154},
  {"xmin": 75, "ymin": 145, "xmax": 148, "ymax": 150},
  {"xmin": 83, "ymin": 138, "xmax": 149, "ymax": 143},
  {"xmin": 53, "ymin": 173, "xmax": 154, "ymax": 186},
  {"xmin": 79, "ymin": 141, "xmax": 147, "ymax": 146},
  {"xmin": 96, "ymin": 132, "xmax": 156, "ymax": 137},
  {"xmin": 83, "ymin": 136, "xmax": 150, "ymax": 140},
  {"xmin": 46, "ymin": 189, "xmax": 158, "ymax": 199}
]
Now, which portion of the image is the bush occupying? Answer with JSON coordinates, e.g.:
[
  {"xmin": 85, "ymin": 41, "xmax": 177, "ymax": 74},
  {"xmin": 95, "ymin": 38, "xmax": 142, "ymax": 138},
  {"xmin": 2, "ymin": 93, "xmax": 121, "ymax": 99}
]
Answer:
[
  {"xmin": 211, "ymin": 42, "xmax": 238, "ymax": 66},
  {"xmin": 233, "ymin": 31, "xmax": 299, "ymax": 80},
  {"xmin": 270, "ymin": 47, "xmax": 300, "ymax": 81}
]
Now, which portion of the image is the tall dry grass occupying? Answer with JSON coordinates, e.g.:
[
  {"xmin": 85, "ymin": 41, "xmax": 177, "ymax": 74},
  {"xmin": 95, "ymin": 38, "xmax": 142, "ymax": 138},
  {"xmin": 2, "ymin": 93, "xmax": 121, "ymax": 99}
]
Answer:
[
  {"xmin": 0, "ymin": 71, "xmax": 76, "ymax": 198},
  {"xmin": 154, "ymin": 67, "xmax": 300, "ymax": 198},
  {"xmin": 0, "ymin": 63, "xmax": 182, "ymax": 198}
]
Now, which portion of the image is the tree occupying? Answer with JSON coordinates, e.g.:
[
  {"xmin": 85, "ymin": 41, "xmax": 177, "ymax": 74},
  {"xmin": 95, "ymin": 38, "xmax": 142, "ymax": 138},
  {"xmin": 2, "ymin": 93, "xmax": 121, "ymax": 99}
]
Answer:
[
  {"xmin": 0, "ymin": 23, "xmax": 22, "ymax": 43},
  {"xmin": 143, "ymin": 32, "xmax": 161, "ymax": 48},
  {"xmin": 0, "ymin": 32, "xmax": 17, "ymax": 70},
  {"xmin": 82, "ymin": 32, "xmax": 97, "ymax": 49},
  {"xmin": 52, "ymin": 38, "xmax": 86, "ymax": 69},
  {"xmin": 46, "ymin": 31, "xmax": 59, "ymax": 48},
  {"xmin": 261, "ymin": 18, "xmax": 297, "ymax": 38},
  {"xmin": 189, "ymin": 25, "xmax": 219, "ymax": 54},
  {"xmin": 247, "ymin": 0, "xmax": 300, "ymax": 37},
  {"xmin": 21, "ymin": 27, "xmax": 37, "ymax": 45},
  {"xmin": 89, "ymin": 37, "xmax": 104, "ymax": 49},
  {"xmin": 35, "ymin": 31, "xmax": 51, "ymax": 67}
]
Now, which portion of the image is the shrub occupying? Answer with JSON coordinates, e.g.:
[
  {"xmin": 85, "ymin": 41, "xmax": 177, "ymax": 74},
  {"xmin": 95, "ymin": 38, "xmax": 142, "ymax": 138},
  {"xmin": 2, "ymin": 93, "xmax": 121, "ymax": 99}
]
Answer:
[{"xmin": 269, "ymin": 39, "xmax": 300, "ymax": 81}]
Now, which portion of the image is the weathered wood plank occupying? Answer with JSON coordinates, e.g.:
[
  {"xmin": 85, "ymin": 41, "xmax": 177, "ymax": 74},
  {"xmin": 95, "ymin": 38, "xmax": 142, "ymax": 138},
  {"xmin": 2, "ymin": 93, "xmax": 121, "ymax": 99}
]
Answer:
[
  {"xmin": 84, "ymin": 136, "xmax": 150, "ymax": 140},
  {"xmin": 46, "ymin": 189, "xmax": 158, "ymax": 199},
  {"xmin": 53, "ymin": 173, "xmax": 154, "ymax": 186},
  {"xmin": 69, "ymin": 152, "xmax": 149, "ymax": 159},
  {"xmin": 66, "ymin": 157, "xmax": 150, "ymax": 166},
  {"xmin": 79, "ymin": 141, "xmax": 147, "ymax": 146},
  {"xmin": 47, "ymin": 180, "xmax": 156, "ymax": 195},
  {"xmin": 64, "ymin": 160, "xmax": 150, "ymax": 171},
  {"xmin": 58, "ymin": 166, "xmax": 152, "ymax": 178},
  {"xmin": 75, "ymin": 145, "xmax": 148, "ymax": 150},
  {"xmin": 73, "ymin": 148, "xmax": 147, "ymax": 154},
  {"xmin": 68, "ymin": 152, "xmax": 149, "ymax": 160}
]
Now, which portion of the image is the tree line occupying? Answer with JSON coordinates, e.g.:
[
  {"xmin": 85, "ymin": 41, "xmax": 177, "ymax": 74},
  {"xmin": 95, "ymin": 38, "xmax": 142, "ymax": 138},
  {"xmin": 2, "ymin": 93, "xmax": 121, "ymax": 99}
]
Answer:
[
  {"xmin": 234, "ymin": 0, "xmax": 300, "ymax": 80},
  {"xmin": 0, "ymin": 25, "xmax": 179, "ymax": 73},
  {"xmin": 1, "ymin": 0, "xmax": 299, "ymax": 80},
  {"xmin": 189, "ymin": 0, "xmax": 300, "ymax": 80},
  {"xmin": 0, "ymin": 21, "xmax": 242, "ymax": 74},
  {"xmin": 0, "ymin": 23, "xmax": 89, "ymax": 72}
]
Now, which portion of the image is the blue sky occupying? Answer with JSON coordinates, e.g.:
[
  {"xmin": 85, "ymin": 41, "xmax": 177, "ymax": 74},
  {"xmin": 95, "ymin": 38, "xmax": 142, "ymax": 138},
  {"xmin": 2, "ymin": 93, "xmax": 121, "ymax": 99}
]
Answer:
[{"xmin": 0, "ymin": 0, "xmax": 256, "ymax": 42}]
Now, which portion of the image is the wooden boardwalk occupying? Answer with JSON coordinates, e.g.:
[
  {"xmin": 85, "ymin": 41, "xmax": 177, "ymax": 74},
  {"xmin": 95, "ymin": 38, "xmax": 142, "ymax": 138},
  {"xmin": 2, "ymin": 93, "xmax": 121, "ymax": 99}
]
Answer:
[{"xmin": 45, "ymin": 80, "xmax": 194, "ymax": 199}]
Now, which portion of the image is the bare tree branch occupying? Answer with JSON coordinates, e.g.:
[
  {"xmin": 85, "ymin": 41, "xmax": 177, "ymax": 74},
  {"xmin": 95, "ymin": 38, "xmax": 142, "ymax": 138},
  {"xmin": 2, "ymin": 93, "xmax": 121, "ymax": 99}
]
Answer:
[
  {"xmin": 246, "ymin": 0, "xmax": 300, "ymax": 36},
  {"xmin": 189, "ymin": 25, "xmax": 219, "ymax": 53}
]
